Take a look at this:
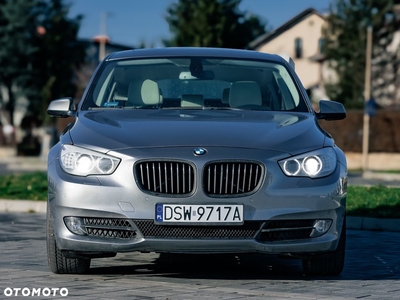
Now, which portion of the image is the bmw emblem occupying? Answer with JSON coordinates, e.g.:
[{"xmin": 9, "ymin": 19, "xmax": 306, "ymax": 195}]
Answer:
[{"xmin": 193, "ymin": 148, "xmax": 207, "ymax": 156}]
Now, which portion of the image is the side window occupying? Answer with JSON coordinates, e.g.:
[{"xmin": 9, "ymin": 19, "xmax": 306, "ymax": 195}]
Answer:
[
  {"xmin": 272, "ymin": 66, "xmax": 300, "ymax": 111},
  {"xmin": 319, "ymin": 38, "xmax": 325, "ymax": 54},
  {"xmin": 93, "ymin": 66, "xmax": 116, "ymax": 107},
  {"xmin": 295, "ymin": 38, "xmax": 302, "ymax": 59},
  {"xmin": 276, "ymin": 78, "xmax": 295, "ymax": 110}
]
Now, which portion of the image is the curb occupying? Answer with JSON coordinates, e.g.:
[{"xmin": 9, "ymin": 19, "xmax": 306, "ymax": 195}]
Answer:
[
  {"xmin": 0, "ymin": 200, "xmax": 399, "ymax": 233},
  {"xmin": 346, "ymin": 216, "xmax": 400, "ymax": 232},
  {"xmin": 362, "ymin": 171, "xmax": 400, "ymax": 182},
  {"xmin": 0, "ymin": 199, "xmax": 47, "ymax": 213}
]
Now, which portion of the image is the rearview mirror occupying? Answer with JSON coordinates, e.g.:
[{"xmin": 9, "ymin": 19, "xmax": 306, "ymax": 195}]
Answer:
[
  {"xmin": 316, "ymin": 100, "xmax": 346, "ymax": 121},
  {"xmin": 47, "ymin": 98, "xmax": 76, "ymax": 118},
  {"xmin": 179, "ymin": 70, "xmax": 214, "ymax": 80}
]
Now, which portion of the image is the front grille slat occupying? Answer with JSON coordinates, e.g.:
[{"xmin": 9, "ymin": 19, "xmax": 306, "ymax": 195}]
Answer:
[
  {"xmin": 219, "ymin": 164, "xmax": 223, "ymax": 194},
  {"xmin": 182, "ymin": 163, "xmax": 185, "ymax": 193},
  {"xmin": 242, "ymin": 164, "xmax": 246, "ymax": 192},
  {"xmin": 164, "ymin": 163, "xmax": 168, "ymax": 193},
  {"xmin": 204, "ymin": 161, "xmax": 264, "ymax": 197},
  {"xmin": 170, "ymin": 163, "xmax": 174, "ymax": 193},
  {"xmin": 135, "ymin": 161, "xmax": 195, "ymax": 196},
  {"xmin": 231, "ymin": 165, "xmax": 234, "ymax": 194},
  {"xmin": 236, "ymin": 164, "xmax": 241, "ymax": 193},
  {"xmin": 188, "ymin": 164, "xmax": 192, "ymax": 194},
  {"xmin": 213, "ymin": 165, "xmax": 217, "ymax": 194},
  {"xmin": 225, "ymin": 164, "xmax": 229, "ymax": 194},
  {"xmin": 146, "ymin": 163, "xmax": 151, "ymax": 190},
  {"xmin": 140, "ymin": 164, "xmax": 144, "ymax": 186},
  {"xmin": 158, "ymin": 163, "xmax": 162, "ymax": 193},
  {"xmin": 255, "ymin": 166, "xmax": 260, "ymax": 187},
  {"xmin": 177, "ymin": 163, "xmax": 180, "ymax": 193},
  {"xmin": 208, "ymin": 165, "xmax": 212, "ymax": 193},
  {"xmin": 152, "ymin": 163, "xmax": 156, "ymax": 192}
]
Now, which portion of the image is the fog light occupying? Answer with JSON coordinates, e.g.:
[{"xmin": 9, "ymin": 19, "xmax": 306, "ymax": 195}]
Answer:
[
  {"xmin": 310, "ymin": 219, "xmax": 332, "ymax": 237},
  {"xmin": 64, "ymin": 217, "xmax": 87, "ymax": 235}
]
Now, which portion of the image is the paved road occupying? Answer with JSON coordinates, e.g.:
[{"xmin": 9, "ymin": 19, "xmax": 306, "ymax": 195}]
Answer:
[{"xmin": 1, "ymin": 213, "xmax": 399, "ymax": 299}]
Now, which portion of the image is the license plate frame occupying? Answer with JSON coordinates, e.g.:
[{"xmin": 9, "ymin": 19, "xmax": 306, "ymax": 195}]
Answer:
[{"xmin": 155, "ymin": 203, "xmax": 244, "ymax": 225}]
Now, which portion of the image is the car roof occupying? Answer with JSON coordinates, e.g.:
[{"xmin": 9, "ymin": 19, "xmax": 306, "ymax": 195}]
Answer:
[{"xmin": 106, "ymin": 47, "xmax": 286, "ymax": 64}]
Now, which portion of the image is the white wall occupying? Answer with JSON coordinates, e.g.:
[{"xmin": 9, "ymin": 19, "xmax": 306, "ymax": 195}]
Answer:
[{"xmin": 256, "ymin": 13, "xmax": 325, "ymax": 89}]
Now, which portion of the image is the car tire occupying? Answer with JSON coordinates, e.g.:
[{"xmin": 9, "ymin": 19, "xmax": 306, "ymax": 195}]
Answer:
[
  {"xmin": 302, "ymin": 219, "xmax": 346, "ymax": 276},
  {"xmin": 46, "ymin": 207, "xmax": 90, "ymax": 274}
]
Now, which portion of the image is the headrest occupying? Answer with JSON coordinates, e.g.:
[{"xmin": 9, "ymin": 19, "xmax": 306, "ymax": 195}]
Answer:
[
  {"xmin": 128, "ymin": 79, "xmax": 160, "ymax": 106},
  {"xmin": 222, "ymin": 88, "xmax": 230, "ymax": 104},
  {"xmin": 229, "ymin": 81, "xmax": 262, "ymax": 108},
  {"xmin": 181, "ymin": 94, "xmax": 204, "ymax": 107}
]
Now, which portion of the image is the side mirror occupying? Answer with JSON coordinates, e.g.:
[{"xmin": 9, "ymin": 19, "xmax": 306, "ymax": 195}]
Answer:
[
  {"xmin": 316, "ymin": 100, "xmax": 346, "ymax": 121},
  {"xmin": 47, "ymin": 98, "xmax": 76, "ymax": 118}
]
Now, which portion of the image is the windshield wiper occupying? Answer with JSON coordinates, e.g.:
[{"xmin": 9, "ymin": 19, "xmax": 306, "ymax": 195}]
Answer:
[
  {"xmin": 202, "ymin": 107, "xmax": 242, "ymax": 110},
  {"xmin": 89, "ymin": 106, "xmax": 125, "ymax": 110}
]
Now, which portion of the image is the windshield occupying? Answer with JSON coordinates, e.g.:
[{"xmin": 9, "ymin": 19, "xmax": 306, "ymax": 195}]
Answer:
[{"xmin": 82, "ymin": 57, "xmax": 309, "ymax": 112}]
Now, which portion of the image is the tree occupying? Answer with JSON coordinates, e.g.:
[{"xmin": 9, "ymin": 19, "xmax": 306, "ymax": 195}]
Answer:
[
  {"xmin": 28, "ymin": 0, "xmax": 85, "ymax": 124},
  {"xmin": 322, "ymin": 0, "xmax": 399, "ymax": 108},
  {"xmin": 164, "ymin": 0, "xmax": 267, "ymax": 49},
  {"xmin": 0, "ymin": 0, "xmax": 39, "ymax": 126},
  {"xmin": 0, "ymin": 0, "xmax": 85, "ymax": 127}
]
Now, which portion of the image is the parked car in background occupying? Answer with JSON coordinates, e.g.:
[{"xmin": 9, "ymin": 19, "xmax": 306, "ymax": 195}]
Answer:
[{"xmin": 46, "ymin": 47, "xmax": 347, "ymax": 276}]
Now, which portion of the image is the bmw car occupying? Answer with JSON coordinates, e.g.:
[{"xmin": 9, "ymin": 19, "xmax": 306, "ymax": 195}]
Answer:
[{"xmin": 46, "ymin": 47, "xmax": 347, "ymax": 276}]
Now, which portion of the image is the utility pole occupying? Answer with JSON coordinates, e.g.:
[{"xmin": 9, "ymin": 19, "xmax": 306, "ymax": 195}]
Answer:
[
  {"xmin": 362, "ymin": 25, "xmax": 372, "ymax": 172},
  {"xmin": 94, "ymin": 12, "xmax": 110, "ymax": 62}
]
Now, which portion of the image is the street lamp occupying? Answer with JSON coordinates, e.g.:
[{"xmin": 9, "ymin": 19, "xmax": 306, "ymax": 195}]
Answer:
[
  {"xmin": 362, "ymin": 25, "xmax": 372, "ymax": 172},
  {"xmin": 94, "ymin": 35, "xmax": 110, "ymax": 62},
  {"xmin": 94, "ymin": 12, "xmax": 110, "ymax": 62}
]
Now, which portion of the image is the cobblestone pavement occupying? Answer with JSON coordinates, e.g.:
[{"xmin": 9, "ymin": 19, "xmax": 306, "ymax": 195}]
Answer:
[{"xmin": 0, "ymin": 213, "xmax": 400, "ymax": 300}]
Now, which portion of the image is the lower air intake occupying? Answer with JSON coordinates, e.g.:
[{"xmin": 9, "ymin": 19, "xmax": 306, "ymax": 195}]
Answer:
[{"xmin": 133, "ymin": 220, "xmax": 263, "ymax": 239}]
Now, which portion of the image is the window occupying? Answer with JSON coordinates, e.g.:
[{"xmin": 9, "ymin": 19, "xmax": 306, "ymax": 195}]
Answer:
[
  {"xmin": 295, "ymin": 38, "xmax": 302, "ymax": 59},
  {"xmin": 82, "ymin": 57, "xmax": 308, "ymax": 112},
  {"xmin": 318, "ymin": 38, "xmax": 325, "ymax": 54}
]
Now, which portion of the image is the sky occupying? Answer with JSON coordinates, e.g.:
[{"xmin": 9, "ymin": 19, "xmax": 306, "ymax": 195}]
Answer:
[{"xmin": 68, "ymin": 0, "xmax": 333, "ymax": 48}]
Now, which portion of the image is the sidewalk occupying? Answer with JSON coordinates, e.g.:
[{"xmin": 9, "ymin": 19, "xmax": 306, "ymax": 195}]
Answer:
[{"xmin": 0, "ymin": 147, "xmax": 47, "ymax": 175}]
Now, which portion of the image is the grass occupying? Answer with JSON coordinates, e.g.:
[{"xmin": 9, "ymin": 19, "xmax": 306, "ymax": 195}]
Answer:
[
  {"xmin": 349, "ymin": 169, "xmax": 400, "ymax": 174},
  {"xmin": 0, "ymin": 172, "xmax": 400, "ymax": 219},
  {"xmin": 0, "ymin": 172, "xmax": 48, "ymax": 201},
  {"xmin": 347, "ymin": 185, "xmax": 400, "ymax": 219}
]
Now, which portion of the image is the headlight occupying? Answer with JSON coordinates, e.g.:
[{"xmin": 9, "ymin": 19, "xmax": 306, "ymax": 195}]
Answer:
[
  {"xmin": 278, "ymin": 147, "xmax": 337, "ymax": 178},
  {"xmin": 60, "ymin": 144, "xmax": 120, "ymax": 176}
]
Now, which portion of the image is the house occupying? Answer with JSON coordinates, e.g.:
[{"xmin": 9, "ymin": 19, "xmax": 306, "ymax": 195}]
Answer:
[{"xmin": 249, "ymin": 8, "xmax": 330, "ymax": 103}]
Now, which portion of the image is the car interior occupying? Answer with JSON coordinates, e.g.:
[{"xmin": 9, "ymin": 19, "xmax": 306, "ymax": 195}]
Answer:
[{"xmin": 83, "ymin": 57, "xmax": 309, "ymax": 113}]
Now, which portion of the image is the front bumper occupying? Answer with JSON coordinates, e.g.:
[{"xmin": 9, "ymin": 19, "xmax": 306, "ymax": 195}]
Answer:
[
  {"xmin": 47, "ymin": 145, "xmax": 347, "ymax": 256},
  {"xmin": 52, "ymin": 215, "xmax": 344, "ymax": 255}
]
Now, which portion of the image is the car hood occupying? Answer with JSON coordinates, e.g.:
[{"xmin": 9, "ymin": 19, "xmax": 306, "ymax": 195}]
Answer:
[{"xmin": 69, "ymin": 109, "xmax": 326, "ymax": 155}]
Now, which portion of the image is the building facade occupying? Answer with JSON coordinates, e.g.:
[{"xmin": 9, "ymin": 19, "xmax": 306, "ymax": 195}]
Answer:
[{"xmin": 250, "ymin": 8, "xmax": 328, "ymax": 103}]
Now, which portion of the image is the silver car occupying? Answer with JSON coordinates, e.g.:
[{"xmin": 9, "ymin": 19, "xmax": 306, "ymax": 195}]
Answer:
[{"xmin": 46, "ymin": 47, "xmax": 347, "ymax": 276}]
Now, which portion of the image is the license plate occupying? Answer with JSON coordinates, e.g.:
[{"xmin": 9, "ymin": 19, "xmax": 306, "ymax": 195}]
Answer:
[{"xmin": 155, "ymin": 204, "xmax": 244, "ymax": 225}]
